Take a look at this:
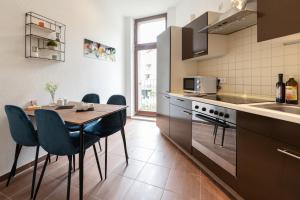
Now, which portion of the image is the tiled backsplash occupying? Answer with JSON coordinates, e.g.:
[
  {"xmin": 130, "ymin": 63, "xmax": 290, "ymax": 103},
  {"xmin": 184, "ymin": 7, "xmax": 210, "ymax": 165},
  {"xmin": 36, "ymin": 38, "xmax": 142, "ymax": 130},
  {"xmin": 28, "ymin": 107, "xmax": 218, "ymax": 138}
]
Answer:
[{"xmin": 198, "ymin": 25, "xmax": 300, "ymax": 98}]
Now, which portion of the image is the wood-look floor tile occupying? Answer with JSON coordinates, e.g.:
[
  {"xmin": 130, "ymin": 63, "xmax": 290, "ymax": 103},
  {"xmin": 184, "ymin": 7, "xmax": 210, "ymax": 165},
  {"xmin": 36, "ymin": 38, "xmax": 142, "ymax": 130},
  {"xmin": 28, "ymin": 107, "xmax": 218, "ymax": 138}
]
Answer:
[
  {"xmin": 124, "ymin": 181, "xmax": 163, "ymax": 200},
  {"xmin": 148, "ymin": 150, "xmax": 177, "ymax": 168},
  {"xmin": 84, "ymin": 174, "xmax": 134, "ymax": 200},
  {"xmin": 127, "ymin": 147, "xmax": 154, "ymax": 162},
  {"xmin": 165, "ymin": 170, "xmax": 201, "ymax": 199},
  {"xmin": 0, "ymin": 168, "xmax": 39, "ymax": 197},
  {"xmin": 0, "ymin": 193, "xmax": 10, "ymax": 200},
  {"xmin": 172, "ymin": 152, "xmax": 202, "ymax": 175},
  {"xmin": 200, "ymin": 176, "xmax": 231, "ymax": 200},
  {"xmin": 0, "ymin": 120, "xmax": 231, "ymax": 200},
  {"xmin": 161, "ymin": 190, "xmax": 196, "ymax": 200},
  {"xmin": 110, "ymin": 158, "xmax": 145, "ymax": 179},
  {"xmin": 136, "ymin": 163, "xmax": 170, "ymax": 188}
]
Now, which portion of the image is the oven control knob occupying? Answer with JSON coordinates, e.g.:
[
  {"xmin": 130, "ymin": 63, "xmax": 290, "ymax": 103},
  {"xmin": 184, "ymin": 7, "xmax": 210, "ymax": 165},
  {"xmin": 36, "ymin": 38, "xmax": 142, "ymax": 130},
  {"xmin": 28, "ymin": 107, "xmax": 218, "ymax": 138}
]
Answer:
[
  {"xmin": 214, "ymin": 111, "xmax": 219, "ymax": 115},
  {"xmin": 195, "ymin": 105, "xmax": 199, "ymax": 109},
  {"xmin": 219, "ymin": 112, "xmax": 224, "ymax": 117},
  {"xmin": 209, "ymin": 109, "xmax": 214, "ymax": 114},
  {"xmin": 224, "ymin": 113, "xmax": 230, "ymax": 118},
  {"xmin": 202, "ymin": 107, "xmax": 206, "ymax": 111}
]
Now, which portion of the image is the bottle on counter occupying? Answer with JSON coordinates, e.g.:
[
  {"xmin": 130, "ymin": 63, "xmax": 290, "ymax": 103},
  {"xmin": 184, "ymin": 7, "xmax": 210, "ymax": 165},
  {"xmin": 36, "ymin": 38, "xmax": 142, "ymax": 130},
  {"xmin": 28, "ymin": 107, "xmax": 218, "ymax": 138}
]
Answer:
[
  {"xmin": 285, "ymin": 77, "xmax": 298, "ymax": 104},
  {"xmin": 276, "ymin": 74, "xmax": 285, "ymax": 103}
]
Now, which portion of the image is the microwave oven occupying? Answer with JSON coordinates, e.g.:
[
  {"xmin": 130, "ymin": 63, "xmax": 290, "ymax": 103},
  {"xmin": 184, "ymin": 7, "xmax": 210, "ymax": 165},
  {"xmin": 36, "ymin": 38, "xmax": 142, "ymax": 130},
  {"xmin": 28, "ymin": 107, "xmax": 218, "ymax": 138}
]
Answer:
[{"xmin": 183, "ymin": 76, "xmax": 217, "ymax": 94}]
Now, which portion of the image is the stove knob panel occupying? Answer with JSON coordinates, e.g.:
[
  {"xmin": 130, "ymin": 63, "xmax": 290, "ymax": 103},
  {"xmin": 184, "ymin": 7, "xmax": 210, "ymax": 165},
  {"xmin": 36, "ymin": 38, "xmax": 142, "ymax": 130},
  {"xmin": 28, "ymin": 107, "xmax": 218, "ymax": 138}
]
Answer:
[
  {"xmin": 219, "ymin": 112, "xmax": 224, "ymax": 117},
  {"xmin": 202, "ymin": 107, "xmax": 206, "ymax": 111},
  {"xmin": 209, "ymin": 109, "xmax": 214, "ymax": 114},
  {"xmin": 195, "ymin": 105, "xmax": 199, "ymax": 109},
  {"xmin": 224, "ymin": 113, "xmax": 230, "ymax": 118},
  {"xmin": 214, "ymin": 111, "xmax": 219, "ymax": 115}
]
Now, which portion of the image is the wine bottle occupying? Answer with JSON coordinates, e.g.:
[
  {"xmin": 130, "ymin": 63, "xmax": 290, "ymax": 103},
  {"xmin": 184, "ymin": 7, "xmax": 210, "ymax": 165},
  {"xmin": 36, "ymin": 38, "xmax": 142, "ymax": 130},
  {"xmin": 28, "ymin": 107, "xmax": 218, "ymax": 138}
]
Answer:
[
  {"xmin": 285, "ymin": 77, "xmax": 298, "ymax": 104},
  {"xmin": 276, "ymin": 74, "xmax": 285, "ymax": 103}
]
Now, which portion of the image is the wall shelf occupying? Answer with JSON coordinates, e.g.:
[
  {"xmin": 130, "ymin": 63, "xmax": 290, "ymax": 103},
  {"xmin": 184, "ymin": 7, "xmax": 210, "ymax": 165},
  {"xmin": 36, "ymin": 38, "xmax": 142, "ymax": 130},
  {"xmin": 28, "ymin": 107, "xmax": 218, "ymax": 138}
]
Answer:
[{"xmin": 25, "ymin": 12, "xmax": 66, "ymax": 62}]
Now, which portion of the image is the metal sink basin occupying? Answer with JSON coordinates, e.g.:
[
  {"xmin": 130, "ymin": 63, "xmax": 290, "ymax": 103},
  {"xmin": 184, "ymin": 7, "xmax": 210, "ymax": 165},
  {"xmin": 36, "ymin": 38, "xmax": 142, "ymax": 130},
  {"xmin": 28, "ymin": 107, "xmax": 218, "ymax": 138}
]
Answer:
[{"xmin": 251, "ymin": 103, "xmax": 300, "ymax": 115}]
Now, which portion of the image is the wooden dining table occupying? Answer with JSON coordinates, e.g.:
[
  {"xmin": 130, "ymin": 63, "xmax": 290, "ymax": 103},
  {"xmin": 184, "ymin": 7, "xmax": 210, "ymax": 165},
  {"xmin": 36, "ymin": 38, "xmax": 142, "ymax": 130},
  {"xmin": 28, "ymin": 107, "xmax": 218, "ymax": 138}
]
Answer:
[{"xmin": 26, "ymin": 103, "xmax": 128, "ymax": 200}]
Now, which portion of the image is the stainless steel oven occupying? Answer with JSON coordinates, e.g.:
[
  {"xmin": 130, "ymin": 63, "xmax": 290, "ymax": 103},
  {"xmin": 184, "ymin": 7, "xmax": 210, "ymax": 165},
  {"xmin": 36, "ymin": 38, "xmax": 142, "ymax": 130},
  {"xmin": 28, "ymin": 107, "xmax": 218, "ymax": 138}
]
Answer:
[{"xmin": 192, "ymin": 101, "xmax": 236, "ymax": 176}]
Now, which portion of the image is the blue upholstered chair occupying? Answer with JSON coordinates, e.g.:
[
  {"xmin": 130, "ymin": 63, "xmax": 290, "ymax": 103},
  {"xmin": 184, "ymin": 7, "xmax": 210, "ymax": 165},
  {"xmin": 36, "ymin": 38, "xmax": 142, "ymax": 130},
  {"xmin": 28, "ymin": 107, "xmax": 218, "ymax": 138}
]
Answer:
[
  {"xmin": 84, "ymin": 95, "xmax": 128, "ymax": 179},
  {"xmin": 33, "ymin": 109, "xmax": 102, "ymax": 200},
  {"xmin": 66, "ymin": 93, "xmax": 102, "ymax": 151},
  {"xmin": 4, "ymin": 105, "xmax": 39, "ymax": 198}
]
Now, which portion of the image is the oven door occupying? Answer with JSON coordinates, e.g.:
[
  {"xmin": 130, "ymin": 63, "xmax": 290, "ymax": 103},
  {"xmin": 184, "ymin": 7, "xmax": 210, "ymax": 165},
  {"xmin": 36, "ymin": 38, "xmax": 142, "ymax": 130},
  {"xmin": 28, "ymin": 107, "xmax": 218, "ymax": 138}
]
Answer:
[{"xmin": 192, "ymin": 112, "xmax": 236, "ymax": 176}]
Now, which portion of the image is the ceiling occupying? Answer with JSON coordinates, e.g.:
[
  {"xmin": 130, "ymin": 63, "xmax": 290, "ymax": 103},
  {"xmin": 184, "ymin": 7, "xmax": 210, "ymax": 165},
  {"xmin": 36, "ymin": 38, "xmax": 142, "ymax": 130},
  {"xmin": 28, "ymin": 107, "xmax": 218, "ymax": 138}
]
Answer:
[{"xmin": 107, "ymin": 0, "xmax": 182, "ymax": 18}]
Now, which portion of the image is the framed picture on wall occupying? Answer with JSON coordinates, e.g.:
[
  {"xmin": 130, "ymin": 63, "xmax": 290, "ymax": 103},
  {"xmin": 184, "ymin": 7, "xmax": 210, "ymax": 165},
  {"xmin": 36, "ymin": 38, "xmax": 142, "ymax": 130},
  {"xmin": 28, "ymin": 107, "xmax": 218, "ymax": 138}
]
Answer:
[{"xmin": 83, "ymin": 39, "xmax": 116, "ymax": 62}]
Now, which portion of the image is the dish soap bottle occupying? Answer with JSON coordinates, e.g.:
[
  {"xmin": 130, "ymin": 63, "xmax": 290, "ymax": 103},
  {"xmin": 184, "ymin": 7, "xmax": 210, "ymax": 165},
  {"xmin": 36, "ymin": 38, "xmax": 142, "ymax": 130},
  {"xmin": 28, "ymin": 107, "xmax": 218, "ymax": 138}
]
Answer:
[
  {"xmin": 276, "ymin": 74, "xmax": 285, "ymax": 103},
  {"xmin": 285, "ymin": 77, "xmax": 298, "ymax": 104}
]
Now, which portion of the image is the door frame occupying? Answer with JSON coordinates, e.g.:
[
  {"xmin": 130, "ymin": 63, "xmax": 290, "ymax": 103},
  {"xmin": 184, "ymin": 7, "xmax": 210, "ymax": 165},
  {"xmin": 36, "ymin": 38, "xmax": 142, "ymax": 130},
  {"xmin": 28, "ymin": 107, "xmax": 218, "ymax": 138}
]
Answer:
[{"xmin": 134, "ymin": 13, "xmax": 167, "ymax": 117}]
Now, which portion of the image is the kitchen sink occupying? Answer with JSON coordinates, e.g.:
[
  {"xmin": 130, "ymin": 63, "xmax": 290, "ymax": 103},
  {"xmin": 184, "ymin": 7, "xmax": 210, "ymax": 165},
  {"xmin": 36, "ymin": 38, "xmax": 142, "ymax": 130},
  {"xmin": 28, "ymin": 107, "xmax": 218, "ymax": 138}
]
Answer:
[{"xmin": 251, "ymin": 103, "xmax": 300, "ymax": 115}]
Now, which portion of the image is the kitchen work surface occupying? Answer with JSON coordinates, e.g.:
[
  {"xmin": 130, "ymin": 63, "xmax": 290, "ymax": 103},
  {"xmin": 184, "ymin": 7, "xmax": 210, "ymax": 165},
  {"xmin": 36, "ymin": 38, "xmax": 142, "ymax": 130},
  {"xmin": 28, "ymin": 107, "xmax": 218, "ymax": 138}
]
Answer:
[
  {"xmin": 0, "ymin": 119, "xmax": 230, "ymax": 200},
  {"xmin": 170, "ymin": 93, "xmax": 300, "ymax": 124}
]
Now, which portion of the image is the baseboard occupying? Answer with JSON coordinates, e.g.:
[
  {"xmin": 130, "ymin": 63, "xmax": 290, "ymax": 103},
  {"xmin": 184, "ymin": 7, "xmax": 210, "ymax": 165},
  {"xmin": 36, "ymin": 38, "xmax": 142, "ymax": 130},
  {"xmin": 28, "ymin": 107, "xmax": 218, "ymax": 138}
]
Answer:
[{"xmin": 0, "ymin": 154, "xmax": 49, "ymax": 182}]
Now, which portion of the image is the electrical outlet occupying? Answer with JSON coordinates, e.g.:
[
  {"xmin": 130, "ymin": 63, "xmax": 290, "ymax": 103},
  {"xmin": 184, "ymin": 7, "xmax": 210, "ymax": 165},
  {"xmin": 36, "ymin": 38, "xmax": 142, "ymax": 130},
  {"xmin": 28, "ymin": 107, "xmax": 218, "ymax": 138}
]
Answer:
[{"xmin": 219, "ymin": 78, "xmax": 226, "ymax": 84}]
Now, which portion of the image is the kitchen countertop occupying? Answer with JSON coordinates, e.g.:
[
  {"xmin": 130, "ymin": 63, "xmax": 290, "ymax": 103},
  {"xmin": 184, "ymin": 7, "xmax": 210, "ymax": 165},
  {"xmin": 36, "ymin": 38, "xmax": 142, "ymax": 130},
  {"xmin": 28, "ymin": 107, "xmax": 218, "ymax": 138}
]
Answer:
[{"xmin": 169, "ymin": 93, "xmax": 300, "ymax": 124}]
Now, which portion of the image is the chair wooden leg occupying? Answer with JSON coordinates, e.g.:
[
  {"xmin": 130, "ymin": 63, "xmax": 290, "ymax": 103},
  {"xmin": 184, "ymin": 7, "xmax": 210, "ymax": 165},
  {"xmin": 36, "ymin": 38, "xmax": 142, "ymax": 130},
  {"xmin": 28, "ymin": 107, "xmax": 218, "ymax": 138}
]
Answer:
[
  {"xmin": 105, "ymin": 137, "xmax": 108, "ymax": 180},
  {"xmin": 72, "ymin": 155, "xmax": 75, "ymax": 172},
  {"xmin": 33, "ymin": 154, "xmax": 50, "ymax": 200},
  {"xmin": 6, "ymin": 144, "xmax": 22, "ymax": 186},
  {"xmin": 98, "ymin": 140, "xmax": 102, "ymax": 151},
  {"xmin": 67, "ymin": 156, "xmax": 72, "ymax": 200},
  {"xmin": 93, "ymin": 144, "xmax": 103, "ymax": 180},
  {"xmin": 120, "ymin": 127, "xmax": 129, "ymax": 165},
  {"xmin": 30, "ymin": 146, "xmax": 39, "ymax": 198}
]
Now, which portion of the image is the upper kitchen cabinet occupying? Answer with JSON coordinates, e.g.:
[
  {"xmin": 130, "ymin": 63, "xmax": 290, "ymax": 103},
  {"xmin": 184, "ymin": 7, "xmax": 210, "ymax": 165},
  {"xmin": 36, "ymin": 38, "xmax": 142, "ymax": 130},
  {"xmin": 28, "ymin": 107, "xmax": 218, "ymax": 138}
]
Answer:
[
  {"xmin": 182, "ymin": 12, "xmax": 228, "ymax": 61},
  {"xmin": 258, "ymin": 0, "xmax": 300, "ymax": 42}
]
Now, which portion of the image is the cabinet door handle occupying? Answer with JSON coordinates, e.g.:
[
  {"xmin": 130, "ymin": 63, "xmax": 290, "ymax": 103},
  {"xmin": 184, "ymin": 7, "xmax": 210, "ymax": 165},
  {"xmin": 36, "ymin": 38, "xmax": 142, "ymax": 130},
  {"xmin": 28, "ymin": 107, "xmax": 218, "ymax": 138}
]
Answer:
[
  {"xmin": 183, "ymin": 111, "xmax": 192, "ymax": 115},
  {"xmin": 194, "ymin": 50, "xmax": 206, "ymax": 55},
  {"xmin": 176, "ymin": 98, "xmax": 184, "ymax": 102},
  {"xmin": 164, "ymin": 96, "xmax": 170, "ymax": 99},
  {"xmin": 277, "ymin": 148, "xmax": 300, "ymax": 160}
]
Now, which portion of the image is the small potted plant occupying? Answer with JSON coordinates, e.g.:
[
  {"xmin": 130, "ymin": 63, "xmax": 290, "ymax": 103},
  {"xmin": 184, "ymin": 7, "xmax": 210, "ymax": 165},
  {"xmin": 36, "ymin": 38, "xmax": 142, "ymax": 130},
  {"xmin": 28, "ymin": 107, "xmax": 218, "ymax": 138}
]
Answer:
[
  {"xmin": 46, "ymin": 40, "xmax": 58, "ymax": 50},
  {"xmin": 45, "ymin": 82, "xmax": 58, "ymax": 105}
]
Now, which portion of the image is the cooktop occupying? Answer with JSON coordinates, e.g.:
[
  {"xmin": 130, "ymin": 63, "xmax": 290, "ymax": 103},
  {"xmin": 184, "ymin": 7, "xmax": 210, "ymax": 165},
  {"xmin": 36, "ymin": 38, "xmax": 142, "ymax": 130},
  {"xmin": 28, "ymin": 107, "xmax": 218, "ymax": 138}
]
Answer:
[{"xmin": 200, "ymin": 94, "xmax": 271, "ymax": 105}]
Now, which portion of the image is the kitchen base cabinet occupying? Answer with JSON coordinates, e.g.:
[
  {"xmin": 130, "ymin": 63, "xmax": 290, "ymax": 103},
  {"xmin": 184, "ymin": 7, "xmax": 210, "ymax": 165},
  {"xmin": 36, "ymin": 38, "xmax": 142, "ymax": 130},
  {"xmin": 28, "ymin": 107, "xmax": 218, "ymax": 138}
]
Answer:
[
  {"xmin": 237, "ymin": 127, "xmax": 283, "ymax": 200},
  {"xmin": 279, "ymin": 147, "xmax": 300, "ymax": 200},
  {"xmin": 156, "ymin": 93, "xmax": 170, "ymax": 137},
  {"xmin": 237, "ymin": 111, "xmax": 300, "ymax": 200},
  {"xmin": 170, "ymin": 103, "xmax": 192, "ymax": 153}
]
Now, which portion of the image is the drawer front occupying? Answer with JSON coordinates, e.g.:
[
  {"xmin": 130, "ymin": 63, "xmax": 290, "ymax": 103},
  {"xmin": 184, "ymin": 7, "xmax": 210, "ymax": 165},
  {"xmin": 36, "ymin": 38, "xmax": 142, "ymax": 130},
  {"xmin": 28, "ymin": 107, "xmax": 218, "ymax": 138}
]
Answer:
[{"xmin": 170, "ymin": 96, "xmax": 192, "ymax": 110}]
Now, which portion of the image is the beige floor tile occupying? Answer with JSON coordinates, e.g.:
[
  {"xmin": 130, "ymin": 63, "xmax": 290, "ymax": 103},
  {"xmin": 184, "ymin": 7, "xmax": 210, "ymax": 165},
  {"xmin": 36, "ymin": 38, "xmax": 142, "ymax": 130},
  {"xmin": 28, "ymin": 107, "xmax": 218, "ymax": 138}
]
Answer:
[
  {"xmin": 124, "ymin": 181, "xmax": 163, "ymax": 200},
  {"xmin": 165, "ymin": 170, "xmax": 201, "ymax": 199},
  {"xmin": 136, "ymin": 163, "xmax": 170, "ymax": 188}
]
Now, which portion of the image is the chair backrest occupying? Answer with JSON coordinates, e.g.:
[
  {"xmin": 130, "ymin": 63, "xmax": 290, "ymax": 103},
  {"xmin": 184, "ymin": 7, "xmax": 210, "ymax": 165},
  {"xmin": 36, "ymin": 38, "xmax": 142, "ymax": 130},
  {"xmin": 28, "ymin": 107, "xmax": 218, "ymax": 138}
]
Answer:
[
  {"xmin": 35, "ymin": 109, "xmax": 76, "ymax": 156},
  {"xmin": 99, "ymin": 95, "xmax": 126, "ymax": 131},
  {"xmin": 5, "ymin": 105, "xmax": 38, "ymax": 146},
  {"xmin": 82, "ymin": 93, "xmax": 100, "ymax": 104}
]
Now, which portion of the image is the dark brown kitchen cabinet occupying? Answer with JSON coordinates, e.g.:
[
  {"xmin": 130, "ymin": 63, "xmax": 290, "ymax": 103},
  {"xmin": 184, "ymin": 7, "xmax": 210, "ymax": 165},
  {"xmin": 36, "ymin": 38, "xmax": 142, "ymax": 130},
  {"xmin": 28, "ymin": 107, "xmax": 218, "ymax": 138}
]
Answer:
[
  {"xmin": 170, "ymin": 103, "xmax": 192, "ymax": 152},
  {"xmin": 258, "ymin": 0, "xmax": 300, "ymax": 42},
  {"xmin": 279, "ymin": 146, "xmax": 300, "ymax": 200},
  {"xmin": 182, "ymin": 12, "xmax": 208, "ymax": 60},
  {"xmin": 237, "ymin": 111, "xmax": 300, "ymax": 200},
  {"xmin": 156, "ymin": 93, "xmax": 170, "ymax": 137},
  {"xmin": 237, "ymin": 127, "xmax": 283, "ymax": 200}
]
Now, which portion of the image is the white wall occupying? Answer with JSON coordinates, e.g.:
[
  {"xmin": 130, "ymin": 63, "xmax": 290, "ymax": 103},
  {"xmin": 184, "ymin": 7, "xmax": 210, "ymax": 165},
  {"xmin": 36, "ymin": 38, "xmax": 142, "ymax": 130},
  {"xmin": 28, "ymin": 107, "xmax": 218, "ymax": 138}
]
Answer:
[
  {"xmin": 172, "ymin": 0, "xmax": 232, "ymax": 27},
  {"xmin": 0, "ymin": 0, "xmax": 127, "ymax": 176}
]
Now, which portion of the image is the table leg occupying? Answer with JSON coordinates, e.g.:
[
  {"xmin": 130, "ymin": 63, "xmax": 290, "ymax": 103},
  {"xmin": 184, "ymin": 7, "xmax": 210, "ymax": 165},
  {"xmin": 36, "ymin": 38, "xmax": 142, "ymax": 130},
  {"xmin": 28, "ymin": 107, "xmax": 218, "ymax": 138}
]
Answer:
[
  {"xmin": 79, "ymin": 125, "xmax": 84, "ymax": 200},
  {"xmin": 119, "ymin": 112, "xmax": 128, "ymax": 165}
]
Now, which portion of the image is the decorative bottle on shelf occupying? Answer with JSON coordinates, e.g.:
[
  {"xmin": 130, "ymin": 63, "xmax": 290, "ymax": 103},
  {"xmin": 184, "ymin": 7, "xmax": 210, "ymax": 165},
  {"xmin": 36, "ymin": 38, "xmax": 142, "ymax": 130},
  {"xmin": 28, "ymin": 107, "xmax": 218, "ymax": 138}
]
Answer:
[
  {"xmin": 276, "ymin": 74, "xmax": 285, "ymax": 103},
  {"xmin": 285, "ymin": 77, "xmax": 298, "ymax": 104}
]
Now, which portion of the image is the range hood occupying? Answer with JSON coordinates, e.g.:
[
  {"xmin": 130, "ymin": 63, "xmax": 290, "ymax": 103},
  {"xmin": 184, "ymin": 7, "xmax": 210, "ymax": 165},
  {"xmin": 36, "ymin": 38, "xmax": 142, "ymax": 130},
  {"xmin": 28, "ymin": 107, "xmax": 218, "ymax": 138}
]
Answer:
[{"xmin": 201, "ymin": 0, "xmax": 257, "ymax": 35}]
